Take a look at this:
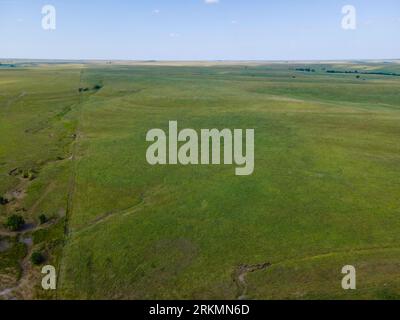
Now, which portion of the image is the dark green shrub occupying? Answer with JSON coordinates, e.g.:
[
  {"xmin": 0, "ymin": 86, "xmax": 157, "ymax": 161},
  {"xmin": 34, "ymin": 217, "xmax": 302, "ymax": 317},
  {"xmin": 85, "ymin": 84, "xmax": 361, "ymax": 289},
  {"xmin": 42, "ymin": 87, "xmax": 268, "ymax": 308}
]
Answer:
[
  {"xmin": 39, "ymin": 214, "xmax": 48, "ymax": 225},
  {"xmin": 31, "ymin": 251, "xmax": 45, "ymax": 265},
  {"xmin": 0, "ymin": 196, "xmax": 9, "ymax": 205},
  {"xmin": 5, "ymin": 214, "xmax": 25, "ymax": 231}
]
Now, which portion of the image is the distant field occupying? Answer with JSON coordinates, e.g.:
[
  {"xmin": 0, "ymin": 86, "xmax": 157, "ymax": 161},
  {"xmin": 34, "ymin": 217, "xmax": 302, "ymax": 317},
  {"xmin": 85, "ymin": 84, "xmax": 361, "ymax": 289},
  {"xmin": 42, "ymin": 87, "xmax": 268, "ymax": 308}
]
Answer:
[{"xmin": 1, "ymin": 61, "xmax": 400, "ymax": 299}]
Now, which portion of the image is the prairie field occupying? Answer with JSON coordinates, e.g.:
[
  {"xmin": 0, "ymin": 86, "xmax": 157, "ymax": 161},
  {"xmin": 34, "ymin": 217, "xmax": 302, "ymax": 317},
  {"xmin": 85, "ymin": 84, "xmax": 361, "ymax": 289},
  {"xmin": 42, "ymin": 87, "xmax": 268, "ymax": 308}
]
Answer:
[{"xmin": 1, "ymin": 61, "xmax": 400, "ymax": 299}]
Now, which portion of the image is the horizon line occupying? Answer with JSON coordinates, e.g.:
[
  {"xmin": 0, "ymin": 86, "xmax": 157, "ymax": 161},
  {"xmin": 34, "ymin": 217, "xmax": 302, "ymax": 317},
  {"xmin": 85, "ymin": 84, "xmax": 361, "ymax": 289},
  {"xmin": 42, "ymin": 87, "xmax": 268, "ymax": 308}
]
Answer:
[{"xmin": 1, "ymin": 58, "xmax": 400, "ymax": 63}]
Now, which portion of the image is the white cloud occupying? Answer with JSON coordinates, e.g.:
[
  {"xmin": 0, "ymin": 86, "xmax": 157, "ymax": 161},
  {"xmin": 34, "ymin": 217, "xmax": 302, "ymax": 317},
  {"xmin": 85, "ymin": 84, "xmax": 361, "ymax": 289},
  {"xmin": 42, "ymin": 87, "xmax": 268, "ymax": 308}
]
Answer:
[{"xmin": 205, "ymin": 0, "xmax": 219, "ymax": 4}]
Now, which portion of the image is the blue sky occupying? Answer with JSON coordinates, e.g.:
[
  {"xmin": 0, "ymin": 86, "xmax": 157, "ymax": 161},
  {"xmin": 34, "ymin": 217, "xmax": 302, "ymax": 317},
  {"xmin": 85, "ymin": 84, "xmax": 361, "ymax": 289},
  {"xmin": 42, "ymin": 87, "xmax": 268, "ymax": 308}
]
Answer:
[{"xmin": 1, "ymin": 0, "xmax": 399, "ymax": 60}]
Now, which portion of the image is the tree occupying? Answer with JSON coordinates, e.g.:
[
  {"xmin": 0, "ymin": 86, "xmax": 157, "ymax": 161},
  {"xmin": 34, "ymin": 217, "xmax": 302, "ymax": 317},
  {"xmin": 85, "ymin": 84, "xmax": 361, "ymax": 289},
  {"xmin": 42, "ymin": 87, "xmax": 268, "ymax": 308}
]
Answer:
[{"xmin": 5, "ymin": 214, "xmax": 25, "ymax": 231}]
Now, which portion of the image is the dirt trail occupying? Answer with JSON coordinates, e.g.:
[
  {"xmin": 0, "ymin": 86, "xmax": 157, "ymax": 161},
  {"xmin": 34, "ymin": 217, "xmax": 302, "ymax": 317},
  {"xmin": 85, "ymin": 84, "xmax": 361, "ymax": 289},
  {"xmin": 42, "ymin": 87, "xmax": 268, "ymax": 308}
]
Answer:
[
  {"xmin": 0, "ymin": 236, "xmax": 34, "ymax": 300},
  {"xmin": 0, "ymin": 73, "xmax": 83, "ymax": 300},
  {"xmin": 233, "ymin": 263, "xmax": 271, "ymax": 300},
  {"xmin": 0, "ymin": 170, "xmax": 65, "ymax": 299},
  {"xmin": 273, "ymin": 245, "xmax": 400, "ymax": 266},
  {"xmin": 0, "ymin": 219, "xmax": 58, "ymax": 238},
  {"xmin": 0, "ymin": 218, "xmax": 61, "ymax": 300},
  {"xmin": 73, "ymin": 195, "xmax": 147, "ymax": 235},
  {"xmin": 56, "ymin": 69, "xmax": 85, "ymax": 298},
  {"xmin": 0, "ymin": 168, "xmax": 58, "ymax": 238},
  {"xmin": 231, "ymin": 244, "xmax": 400, "ymax": 300},
  {"xmin": 2, "ymin": 172, "xmax": 30, "ymax": 214},
  {"xmin": 2, "ymin": 91, "xmax": 27, "ymax": 111},
  {"xmin": 27, "ymin": 182, "xmax": 56, "ymax": 215},
  {"xmin": 0, "ymin": 224, "xmax": 35, "ymax": 237}
]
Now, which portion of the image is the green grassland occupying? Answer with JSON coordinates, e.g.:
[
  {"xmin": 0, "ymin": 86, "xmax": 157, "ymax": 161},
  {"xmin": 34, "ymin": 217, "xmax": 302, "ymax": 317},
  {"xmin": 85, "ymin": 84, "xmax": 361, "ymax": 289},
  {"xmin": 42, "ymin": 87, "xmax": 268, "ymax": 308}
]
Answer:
[{"xmin": 1, "ymin": 61, "xmax": 400, "ymax": 299}]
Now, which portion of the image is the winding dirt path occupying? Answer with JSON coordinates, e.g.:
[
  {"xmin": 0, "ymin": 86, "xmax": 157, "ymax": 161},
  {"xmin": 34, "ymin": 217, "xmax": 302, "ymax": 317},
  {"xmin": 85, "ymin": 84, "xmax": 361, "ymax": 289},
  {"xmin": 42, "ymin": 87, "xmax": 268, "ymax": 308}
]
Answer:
[{"xmin": 234, "ymin": 263, "xmax": 271, "ymax": 300}]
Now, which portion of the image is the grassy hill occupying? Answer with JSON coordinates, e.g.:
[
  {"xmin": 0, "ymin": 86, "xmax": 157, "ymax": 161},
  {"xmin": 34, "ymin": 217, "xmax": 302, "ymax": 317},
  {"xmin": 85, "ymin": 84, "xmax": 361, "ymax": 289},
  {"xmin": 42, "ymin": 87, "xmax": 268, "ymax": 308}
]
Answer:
[{"xmin": 1, "ymin": 62, "xmax": 400, "ymax": 299}]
